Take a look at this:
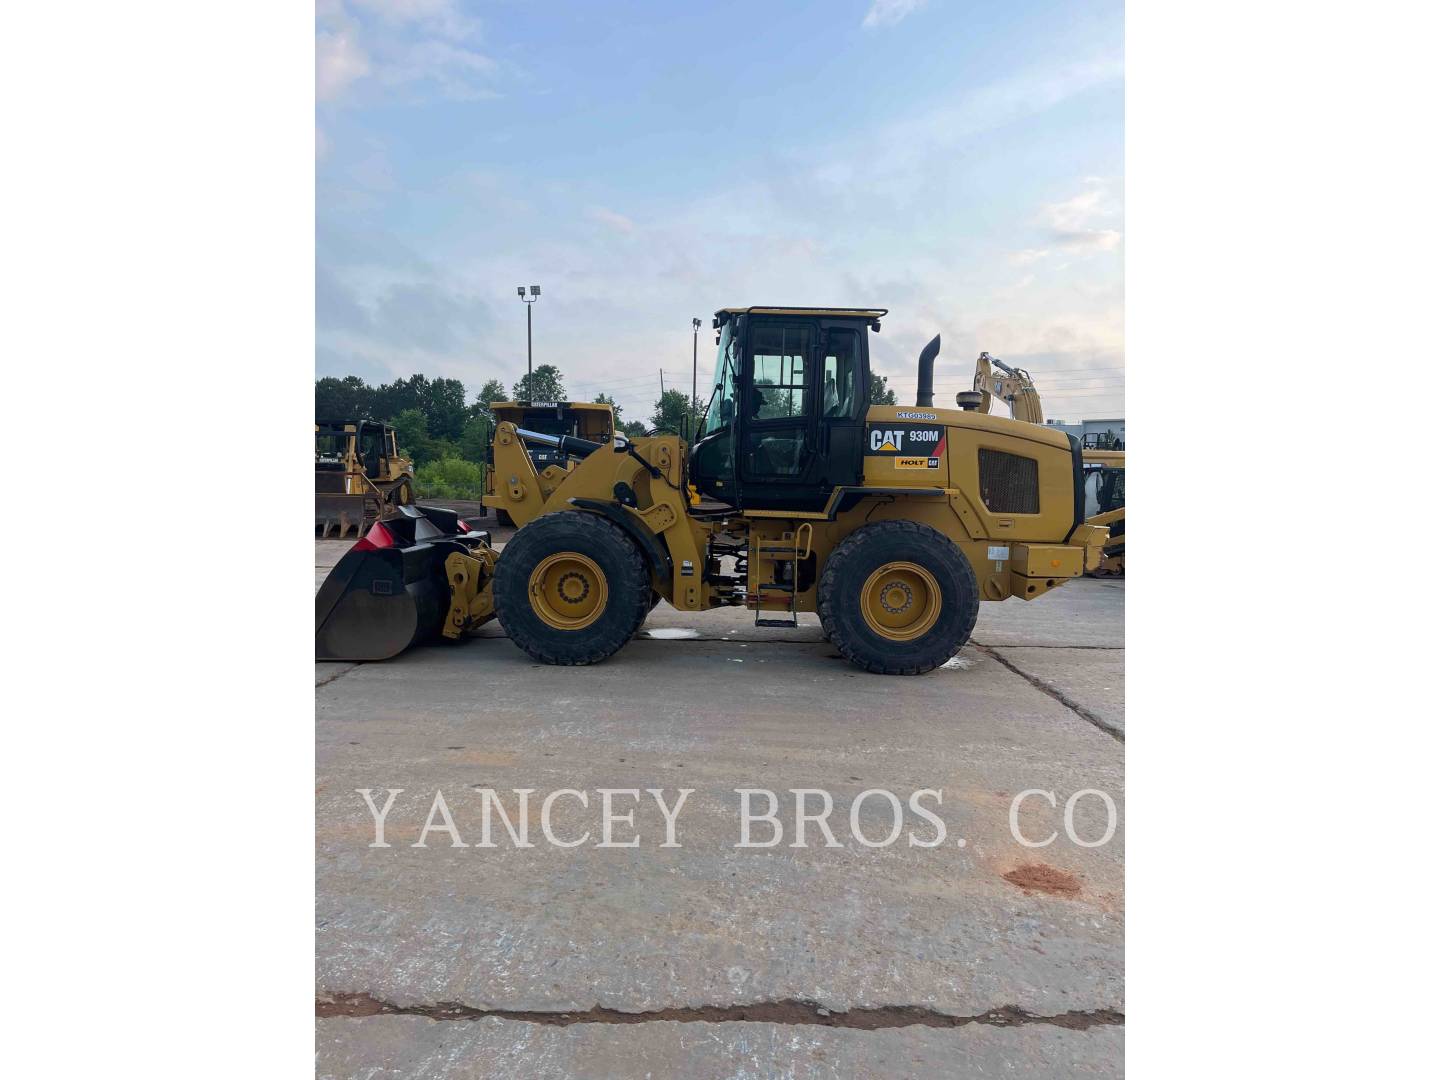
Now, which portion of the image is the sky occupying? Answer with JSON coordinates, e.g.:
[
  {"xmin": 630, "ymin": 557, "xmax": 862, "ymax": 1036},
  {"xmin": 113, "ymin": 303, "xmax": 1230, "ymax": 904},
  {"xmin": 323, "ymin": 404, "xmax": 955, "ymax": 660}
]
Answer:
[{"xmin": 316, "ymin": 0, "xmax": 1124, "ymax": 423}]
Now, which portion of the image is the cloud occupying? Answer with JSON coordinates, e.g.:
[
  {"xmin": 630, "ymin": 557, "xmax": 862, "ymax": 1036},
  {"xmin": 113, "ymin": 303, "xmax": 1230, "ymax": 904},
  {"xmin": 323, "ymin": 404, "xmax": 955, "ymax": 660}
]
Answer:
[
  {"xmin": 1040, "ymin": 180, "xmax": 1123, "ymax": 253},
  {"xmin": 587, "ymin": 207, "xmax": 637, "ymax": 234},
  {"xmin": 1010, "ymin": 248, "xmax": 1051, "ymax": 266},
  {"xmin": 378, "ymin": 38, "xmax": 499, "ymax": 100},
  {"xmin": 350, "ymin": 0, "xmax": 479, "ymax": 38},
  {"xmin": 318, "ymin": 261, "xmax": 496, "ymax": 379},
  {"xmin": 731, "ymin": 57, "xmax": 1121, "ymax": 232},
  {"xmin": 316, "ymin": 26, "xmax": 370, "ymax": 102},
  {"xmin": 316, "ymin": 0, "xmax": 500, "ymax": 105},
  {"xmin": 862, "ymin": 0, "xmax": 929, "ymax": 29},
  {"xmin": 316, "ymin": 49, "xmax": 1123, "ymax": 418},
  {"xmin": 317, "ymin": 220, "xmax": 502, "ymax": 385}
]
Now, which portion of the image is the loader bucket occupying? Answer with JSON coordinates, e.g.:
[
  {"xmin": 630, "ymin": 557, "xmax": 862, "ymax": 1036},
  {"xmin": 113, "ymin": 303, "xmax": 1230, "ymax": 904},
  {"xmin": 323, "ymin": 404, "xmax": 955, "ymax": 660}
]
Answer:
[{"xmin": 315, "ymin": 505, "xmax": 490, "ymax": 661}]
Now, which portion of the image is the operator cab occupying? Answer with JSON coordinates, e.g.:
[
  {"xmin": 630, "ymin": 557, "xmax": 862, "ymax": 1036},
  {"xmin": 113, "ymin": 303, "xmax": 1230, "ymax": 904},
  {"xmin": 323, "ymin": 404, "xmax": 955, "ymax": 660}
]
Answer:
[
  {"xmin": 315, "ymin": 419, "xmax": 399, "ymax": 478},
  {"xmin": 689, "ymin": 307, "xmax": 884, "ymax": 512}
]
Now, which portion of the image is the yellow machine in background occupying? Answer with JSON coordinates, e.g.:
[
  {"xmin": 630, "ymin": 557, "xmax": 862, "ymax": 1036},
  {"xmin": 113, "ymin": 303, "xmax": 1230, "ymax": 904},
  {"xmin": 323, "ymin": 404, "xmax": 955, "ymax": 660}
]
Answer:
[
  {"xmin": 320, "ymin": 308, "xmax": 1107, "ymax": 673},
  {"xmin": 1082, "ymin": 443, "xmax": 1125, "ymax": 575},
  {"xmin": 973, "ymin": 351, "xmax": 1046, "ymax": 424},
  {"xmin": 315, "ymin": 419, "xmax": 415, "ymax": 538},
  {"xmin": 483, "ymin": 400, "xmax": 614, "ymax": 524},
  {"xmin": 972, "ymin": 353, "xmax": 1125, "ymax": 576}
]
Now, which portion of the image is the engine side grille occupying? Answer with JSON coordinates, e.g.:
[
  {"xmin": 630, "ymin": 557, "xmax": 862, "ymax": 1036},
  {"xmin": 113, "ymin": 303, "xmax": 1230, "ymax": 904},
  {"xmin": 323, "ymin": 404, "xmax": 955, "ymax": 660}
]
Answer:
[{"xmin": 978, "ymin": 449, "xmax": 1039, "ymax": 514}]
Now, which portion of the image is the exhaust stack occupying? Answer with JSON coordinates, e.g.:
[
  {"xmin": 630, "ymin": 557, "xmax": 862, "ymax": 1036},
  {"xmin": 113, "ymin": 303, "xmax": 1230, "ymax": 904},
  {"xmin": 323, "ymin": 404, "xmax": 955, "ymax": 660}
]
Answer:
[{"xmin": 916, "ymin": 334, "xmax": 941, "ymax": 408}]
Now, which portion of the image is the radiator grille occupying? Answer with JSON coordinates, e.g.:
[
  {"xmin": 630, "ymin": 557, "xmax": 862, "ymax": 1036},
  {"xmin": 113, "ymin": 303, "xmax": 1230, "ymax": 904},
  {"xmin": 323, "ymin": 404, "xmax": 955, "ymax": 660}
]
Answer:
[{"xmin": 978, "ymin": 449, "xmax": 1039, "ymax": 514}]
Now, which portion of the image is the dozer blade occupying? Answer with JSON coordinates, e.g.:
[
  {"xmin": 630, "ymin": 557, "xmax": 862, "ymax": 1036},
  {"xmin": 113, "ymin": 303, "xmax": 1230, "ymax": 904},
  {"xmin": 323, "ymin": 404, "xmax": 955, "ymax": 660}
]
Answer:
[
  {"xmin": 315, "ymin": 493, "xmax": 373, "ymax": 538},
  {"xmin": 315, "ymin": 505, "xmax": 491, "ymax": 661}
]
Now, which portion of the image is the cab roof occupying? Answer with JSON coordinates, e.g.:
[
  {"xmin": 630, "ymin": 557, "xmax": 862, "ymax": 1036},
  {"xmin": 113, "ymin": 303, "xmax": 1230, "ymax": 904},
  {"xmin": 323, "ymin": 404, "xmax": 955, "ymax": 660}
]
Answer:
[
  {"xmin": 489, "ymin": 400, "xmax": 614, "ymax": 411},
  {"xmin": 715, "ymin": 306, "xmax": 888, "ymax": 320},
  {"xmin": 315, "ymin": 418, "xmax": 393, "ymax": 431}
]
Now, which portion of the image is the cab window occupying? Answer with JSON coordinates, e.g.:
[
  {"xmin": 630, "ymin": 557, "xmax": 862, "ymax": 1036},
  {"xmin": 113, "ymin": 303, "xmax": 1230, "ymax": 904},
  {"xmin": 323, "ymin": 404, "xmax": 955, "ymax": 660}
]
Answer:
[
  {"xmin": 822, "ymin": 329, "xmax": 860, "ymax": 418},
  {"xmin": 701, "ymin": 323, "xmax": 739, "ymax": 436},
  {"xmin": 750, "ymin": 324, "xmax": 812, "ymax": 420}
]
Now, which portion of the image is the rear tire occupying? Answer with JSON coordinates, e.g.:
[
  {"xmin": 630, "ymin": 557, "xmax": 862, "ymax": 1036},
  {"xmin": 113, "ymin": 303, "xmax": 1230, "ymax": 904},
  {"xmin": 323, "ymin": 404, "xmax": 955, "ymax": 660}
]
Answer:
[
  {"xmin": 818, "ymin": 520, "xmax": 979, "ymax": 675},
  {"xmin": 494, "ymin": 511, "xmax": 651, "ymax": 665}
]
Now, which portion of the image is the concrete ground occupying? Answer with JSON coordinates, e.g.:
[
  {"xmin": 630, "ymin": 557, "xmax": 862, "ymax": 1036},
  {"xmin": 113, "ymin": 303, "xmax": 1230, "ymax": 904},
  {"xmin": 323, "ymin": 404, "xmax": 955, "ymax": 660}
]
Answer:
[{"xmin": 315, "ymin": 530, "xmax": 1124, "ymax": 1078}]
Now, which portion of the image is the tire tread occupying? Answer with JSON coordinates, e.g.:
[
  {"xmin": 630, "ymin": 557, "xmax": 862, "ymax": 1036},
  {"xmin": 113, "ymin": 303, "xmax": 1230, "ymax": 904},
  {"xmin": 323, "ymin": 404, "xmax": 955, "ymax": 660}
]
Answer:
[
  {"xmin": 817, "ymin": 519, "xmax": 979, "ymax": 675},
  {"xmin": 493, "ymin": 511, "xmax": 651, "ymax": 665}
]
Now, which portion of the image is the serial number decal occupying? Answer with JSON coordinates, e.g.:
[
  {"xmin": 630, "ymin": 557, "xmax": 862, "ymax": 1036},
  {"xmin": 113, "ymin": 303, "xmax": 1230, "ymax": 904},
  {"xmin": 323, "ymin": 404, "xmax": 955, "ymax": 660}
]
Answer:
[{"xmin": 896, "ymin": 410, "xmax": 938, "ymax": 420}]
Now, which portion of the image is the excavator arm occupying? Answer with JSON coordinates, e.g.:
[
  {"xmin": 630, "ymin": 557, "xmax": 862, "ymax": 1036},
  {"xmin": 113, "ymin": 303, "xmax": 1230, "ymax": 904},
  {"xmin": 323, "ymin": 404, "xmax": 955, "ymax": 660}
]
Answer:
[{"xmin": 973, "ymin": 351, "xmax": 1045, "ymax": 425}]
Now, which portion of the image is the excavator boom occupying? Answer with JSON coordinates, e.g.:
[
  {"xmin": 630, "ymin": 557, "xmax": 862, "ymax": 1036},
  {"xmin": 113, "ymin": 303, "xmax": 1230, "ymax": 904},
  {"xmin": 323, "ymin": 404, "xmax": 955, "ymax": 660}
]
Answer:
[{"xmin": 973, "ymin": 352, "xmax": 1045, "ymax": 425}]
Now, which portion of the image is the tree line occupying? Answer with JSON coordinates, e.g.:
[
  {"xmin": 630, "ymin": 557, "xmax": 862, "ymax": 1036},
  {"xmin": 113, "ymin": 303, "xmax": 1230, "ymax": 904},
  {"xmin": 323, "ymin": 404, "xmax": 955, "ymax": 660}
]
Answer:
[
  {"xmin": 316, "ymin": 365, "xmax": 709, "ymax": 469},
  {"xmin": 316, "ymin": 366, "xmax": 899, "ymax": 471}
]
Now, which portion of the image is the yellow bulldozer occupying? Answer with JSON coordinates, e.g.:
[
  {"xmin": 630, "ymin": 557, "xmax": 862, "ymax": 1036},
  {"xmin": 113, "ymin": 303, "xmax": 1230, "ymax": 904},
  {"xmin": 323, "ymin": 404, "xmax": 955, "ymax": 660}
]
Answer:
[
  {"xmin": 315, "ymin": 419, "xmax": 415, "ymax": 538},
  {"xmin": 316, "ymin": 307, "xmax": 1109, "ymax": 674}
]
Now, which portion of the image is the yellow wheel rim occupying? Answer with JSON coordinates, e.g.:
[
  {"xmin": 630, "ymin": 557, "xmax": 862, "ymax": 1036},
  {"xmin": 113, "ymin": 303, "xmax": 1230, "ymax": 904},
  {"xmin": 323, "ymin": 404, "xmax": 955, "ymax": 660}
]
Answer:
[
  {"xmin": 528, "ymin": 552, "xmax": 608, "ymax": 631},
  {"xmin": 860, "ymin": 561, "xmax": 942, "ymax": 642}
]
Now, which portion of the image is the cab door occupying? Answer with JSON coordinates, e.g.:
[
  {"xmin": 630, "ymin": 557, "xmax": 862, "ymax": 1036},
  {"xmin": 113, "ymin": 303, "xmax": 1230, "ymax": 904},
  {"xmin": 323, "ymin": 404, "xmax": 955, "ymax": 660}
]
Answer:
[
  {"xmin": 737, "ymin": 320, "xmax": 820, "ymax": 508},
  {"xmin": 813, "ymin": 321, "xmax": 867, "ymax": 492}
]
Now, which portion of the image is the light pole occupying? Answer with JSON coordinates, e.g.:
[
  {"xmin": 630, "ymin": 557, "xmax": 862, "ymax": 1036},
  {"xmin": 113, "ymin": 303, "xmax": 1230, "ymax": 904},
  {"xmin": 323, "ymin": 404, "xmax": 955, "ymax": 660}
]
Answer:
[
  {"xmin": 516, "ymin": 285, "xmax": 540, "ymax": 397},
  {"xmin": 691, "ymin": 317, "xmax": 701, "ymax": 440}
]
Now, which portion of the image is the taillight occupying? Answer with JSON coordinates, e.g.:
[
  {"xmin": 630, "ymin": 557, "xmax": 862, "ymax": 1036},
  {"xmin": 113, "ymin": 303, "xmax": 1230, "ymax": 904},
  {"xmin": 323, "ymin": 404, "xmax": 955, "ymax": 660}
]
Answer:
[
  {"xmin": 456, "ymin": 519, "xmax": 471, "ymax": 533},
  {"xmin": 354, "ymin": 521, "xmax": 396, "ymax": 552}
]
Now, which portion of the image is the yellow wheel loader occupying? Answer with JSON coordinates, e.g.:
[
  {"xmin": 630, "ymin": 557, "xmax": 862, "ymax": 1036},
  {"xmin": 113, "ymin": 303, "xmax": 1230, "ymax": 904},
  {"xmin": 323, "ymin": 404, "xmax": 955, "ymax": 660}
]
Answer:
[
  {"xmin": 971, "ymin": 354, "xmax": 1125, "ymax": 577},
  {"xmin": 1082, "ymin": 445, "xmax": 1125, "ymax": 575},
  {"xmin": 315, "ymin": 419, "xmax": 415, "ymax": 538},
  {"xmin": 316, "ymin": 307, "xmax": 1108, "ymax": 673},
  {"xmin": 482, "ymin": 401, "xmax": 615, "ymax": 525}
]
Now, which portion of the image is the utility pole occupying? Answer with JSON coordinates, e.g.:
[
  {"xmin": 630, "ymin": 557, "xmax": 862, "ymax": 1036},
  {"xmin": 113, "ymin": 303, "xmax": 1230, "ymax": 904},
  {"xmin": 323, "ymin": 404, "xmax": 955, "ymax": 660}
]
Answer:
[
  {"xmin": 691, "ymin": 317, "xmax": 701, "ymax": 440},
  {"xmin": 516, "ymin": 285, "xmax": 540, "ymax": 395}
]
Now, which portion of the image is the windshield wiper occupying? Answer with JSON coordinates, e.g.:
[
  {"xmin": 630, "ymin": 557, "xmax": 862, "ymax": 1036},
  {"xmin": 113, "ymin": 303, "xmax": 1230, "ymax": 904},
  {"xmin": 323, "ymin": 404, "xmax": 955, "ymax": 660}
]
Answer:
[{"xmin": 693, "ymin": 381, "xmax": 723, "ymax": 437}]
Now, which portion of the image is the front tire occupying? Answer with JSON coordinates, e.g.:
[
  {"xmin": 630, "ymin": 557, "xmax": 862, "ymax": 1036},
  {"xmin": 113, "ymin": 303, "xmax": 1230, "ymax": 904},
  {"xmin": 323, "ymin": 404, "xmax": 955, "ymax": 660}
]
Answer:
[
  {"xmin": 818, "ymin": 520, "xmax": 979, "ymax": 675},
  {"xmin": 493, "ymin": 511, "xmax": 651, "ymax": 665}
]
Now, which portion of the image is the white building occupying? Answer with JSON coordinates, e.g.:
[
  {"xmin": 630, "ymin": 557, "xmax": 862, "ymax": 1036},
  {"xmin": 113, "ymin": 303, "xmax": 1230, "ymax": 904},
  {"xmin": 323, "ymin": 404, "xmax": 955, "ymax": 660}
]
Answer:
[{"xmin": 1044, "ymin": 417, "xmax": 1125, "ymax": 448}]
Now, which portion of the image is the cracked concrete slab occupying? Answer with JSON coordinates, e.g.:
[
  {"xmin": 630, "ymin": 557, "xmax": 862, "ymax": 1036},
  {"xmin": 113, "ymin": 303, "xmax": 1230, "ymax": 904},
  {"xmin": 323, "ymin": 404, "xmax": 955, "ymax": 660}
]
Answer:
[
  {"xmin": 988, "ymin": 647, "xmax": 1125, "ymax": 736},
  {"xmin": 316, "ymin": 1015, "xmax": 1124, "ymax": 1079},
  {"xmin": 317, "ymin": 640, "xmax": 1123, "ymax": 1014},
  {"xmin": 317, "ymin": 991, "xmax": 1122, "ymax": 1029},
  {"xmin": 972, "ymin": 578, "xmax": 1124, "ymax": 649},
  {"xmin": 316, "ymin": 540, "xmax": 1124, "ymax": 1075}
]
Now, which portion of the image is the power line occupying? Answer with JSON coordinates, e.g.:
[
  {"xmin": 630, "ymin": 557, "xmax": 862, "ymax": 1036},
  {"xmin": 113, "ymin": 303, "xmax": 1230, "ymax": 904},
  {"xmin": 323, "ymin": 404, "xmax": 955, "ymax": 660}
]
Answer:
[
  {"xmin": 563, "ymin": 370, "xmax": 694, "ymax": 394},
  {"xmin": 566, "ymin": 369, "xmax": 691, "ymax": 386},
  {"xmin": 880, "ymin": 364, "xmax": 1129, "ymax": 376}
]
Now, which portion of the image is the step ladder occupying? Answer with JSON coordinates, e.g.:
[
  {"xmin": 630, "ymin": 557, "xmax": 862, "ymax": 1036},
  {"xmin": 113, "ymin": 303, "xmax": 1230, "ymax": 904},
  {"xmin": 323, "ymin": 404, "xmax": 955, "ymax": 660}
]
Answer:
[{"xmin": 752, "ymin": 523, "xmax": 812, "ymax": 629}]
